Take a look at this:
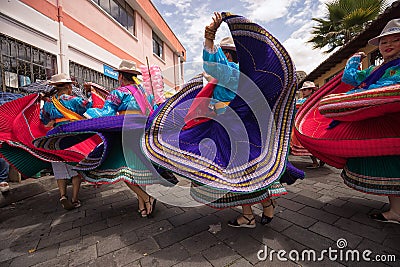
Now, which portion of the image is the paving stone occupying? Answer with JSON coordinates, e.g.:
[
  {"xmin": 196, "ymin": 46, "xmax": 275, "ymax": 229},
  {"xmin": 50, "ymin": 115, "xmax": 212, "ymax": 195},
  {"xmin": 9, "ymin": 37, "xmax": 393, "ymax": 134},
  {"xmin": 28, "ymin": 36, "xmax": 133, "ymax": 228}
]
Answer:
[
  {"xmin": 224, "ymin": 232, "xmax": 263, "ymax": 265},
  {"xmin": 0, "ymin": 247, "xmax": 26, "ymax": 263},
  {"xmin": 341, "ymin": 201, "xmax": 374, "ymax": 215},
  {"xmin": 37, "ymin": 227, "xmax": 81, "ymax": 249},
  {"xmin": 80, "ymin": 220, "xmax": 109, "ymax": 236},
  {"xmin": 31, "ymin": 253, "xmax": 70, "ymax": 267},
  {"xmin": 276, "ymin": 209, "xmax": 317, "ymax": 228},
  {"xmin": 298, "ymin": 206, "xmax": 340, "ymax": 224},
  {"xmin": 334, "ymin": 218, "xmax": 387, "ymax": 243},
  {"xmin": 347, "ymin": 197, "xmax": 386, "ymax": 210},
  {"xmin": 180, "ymin": 231, "xmax": 219, "ymax": 255},
  {"xmin": 355, "ymin": 238, "xmax": 400, "ymax": 267},
  {"xmin": 168, "ymin": 211, "xmax": 203, "ymax": 227},
  {"xmin": 172, "ymin": 254, "xmax": 213, "ymax": 267},
  {"xmin": 1, "ymin": 165, "xmax": 397, "ymax": 267},
  {"xmin": 67, "ymin": 244, "xmax": 97, "ymax": 266},
  {"xmin": 267, "ymin": 216, "xmax": 293, "ymax": 233},
  {"xmin": 139, "ymin": 243, "xmax": 190, "ymax": 267},
  {"xmin": 291, "ymin": 195, "xmax": 325, "ymax": 209},
  {"xmin": 281, "ymin": 225, "xmax": 333, "ymax": 251},
  {"xmin": 309, "ymin": 221, "xmax": 363, "ymax": 248},
  {"xmin": 135, "ymin": 220, "xmax": 174, "ymax": 241},
  {"xmin": 276, "ymin": 198, "xmax": 306, "ymax": 212},
  {"xmin": 322, "ymin": 203, "xmax": 358, "ymax": 218},
  {"xmin": 96, "ymin": 229, "xmax": 139, "ymax": 256},
  {"xmin": 104, "ymin": 238, "xmax": 160, "ymax": 266},
  {"xmin": 201, "ymin": 242, "xmax": 242, "ymax": 267},
  {"xmin": 153, "ymin": 214, "xmax": 220, "ymax": 248},
  {"xmin": 9, "ymin": 246, "xmax": 59, "ymax": 267},
  {"xmin": 58, "ymin": 237, "xmax": 84, "ymax": 256},
  {"xmin": 228, "ymin": 257, "xmax": 253, "ymax": 267},
  {"xmin": 50, "ymin": 221, "xmax": 74, "ymax": 235},
  {"xmin": 72, "ymin": 213, "xmax": 103, "ymax": 228}
]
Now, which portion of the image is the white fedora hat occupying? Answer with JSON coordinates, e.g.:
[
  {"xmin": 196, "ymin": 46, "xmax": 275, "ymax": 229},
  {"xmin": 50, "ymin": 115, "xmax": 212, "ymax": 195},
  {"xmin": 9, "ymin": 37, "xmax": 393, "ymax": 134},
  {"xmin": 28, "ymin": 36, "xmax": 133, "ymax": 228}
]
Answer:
[
  {"xmin": 299, "ymin": 81, "xmax": 317, "ymax": 90},
  {"xmin": 220, "ymin": 37, "xmax": 236, "ymax": 51},
  {"xmin": 368, "ymin": 18, "xmax": 400, "ymax": 46},
  {"xmin": 113, "ymin": 59, "xmax": 141, "ymax": 75},
  {"xmin": 48, "ymin": 73, "xmax": 73, "ymax": 85}
]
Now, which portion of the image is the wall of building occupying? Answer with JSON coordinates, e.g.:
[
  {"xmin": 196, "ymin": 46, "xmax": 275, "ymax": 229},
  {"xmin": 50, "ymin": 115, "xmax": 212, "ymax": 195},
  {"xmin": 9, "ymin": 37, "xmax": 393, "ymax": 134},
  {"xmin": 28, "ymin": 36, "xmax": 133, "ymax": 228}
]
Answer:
[
  {"xmin": 0, "ymin": 0, "xmax": 185, "ymax": 90},
  {"xmin": 313, "ymin": 45, "xmax": 378, "ymax": 87}
]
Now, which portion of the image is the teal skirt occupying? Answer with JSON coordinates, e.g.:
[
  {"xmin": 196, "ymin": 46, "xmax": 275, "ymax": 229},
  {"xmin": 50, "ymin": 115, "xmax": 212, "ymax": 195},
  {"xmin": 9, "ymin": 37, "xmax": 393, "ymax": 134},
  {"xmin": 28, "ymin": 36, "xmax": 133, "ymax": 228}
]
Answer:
[{"xmin": 342, "ymin": 156, "xmax": 400, "ymax": 196}]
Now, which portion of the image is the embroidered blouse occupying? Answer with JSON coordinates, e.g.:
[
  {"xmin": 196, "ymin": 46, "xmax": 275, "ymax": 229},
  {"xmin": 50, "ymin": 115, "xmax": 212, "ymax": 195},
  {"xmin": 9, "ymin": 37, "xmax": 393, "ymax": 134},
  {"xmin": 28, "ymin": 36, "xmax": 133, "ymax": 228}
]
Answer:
[
  {"xmin": 342, "ymin": 55, "xmax": 400, "ymax": 92},
  {"xmin": 40, "ymin": 94, "xmax": 92, "ymax": 125},
  {"xmin": 84, "ymin": 84, "xmax": 154, "ymax": 118},
  {"xmin": 203, "ymin": 45, "xmax": 240, "ymax": 104}
]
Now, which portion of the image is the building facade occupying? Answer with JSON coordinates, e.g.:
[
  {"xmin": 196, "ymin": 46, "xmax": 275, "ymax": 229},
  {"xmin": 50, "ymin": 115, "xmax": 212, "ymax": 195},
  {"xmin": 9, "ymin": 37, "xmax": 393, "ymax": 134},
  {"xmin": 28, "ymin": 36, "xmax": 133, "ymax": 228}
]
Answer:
[
  {"xmin": 0, "ymin": 0, "xmax": 186, "ymax": 92},
  {"xmin": 301, "ymin": 1, "xmax": 399, "ymax": 88}
]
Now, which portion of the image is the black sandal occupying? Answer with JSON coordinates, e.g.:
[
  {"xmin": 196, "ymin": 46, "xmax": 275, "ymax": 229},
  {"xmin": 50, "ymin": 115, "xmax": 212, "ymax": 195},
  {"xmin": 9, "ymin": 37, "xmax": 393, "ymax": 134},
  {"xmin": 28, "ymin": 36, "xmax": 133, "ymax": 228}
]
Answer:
[
  {"xmin": 60, "ymin": 195, "xmax": 74, "ymax": 211},
  {"xmin": 370, "ymin": 212, "xmax": 400, "ymax": 224},
  {"xmin": 228, "ymin": 214, "xmax": 256, "ymax": 228},
  {"xmin": 261, "ymin": 199, "xmax": 276, "ymax": 225},
  {"xmin": 137, "ymin": 208, "xmax": 147, "ymax": 218},
  {"xmin": 145, "ymin": 196, "xmax": 157, "ymax": 218}
]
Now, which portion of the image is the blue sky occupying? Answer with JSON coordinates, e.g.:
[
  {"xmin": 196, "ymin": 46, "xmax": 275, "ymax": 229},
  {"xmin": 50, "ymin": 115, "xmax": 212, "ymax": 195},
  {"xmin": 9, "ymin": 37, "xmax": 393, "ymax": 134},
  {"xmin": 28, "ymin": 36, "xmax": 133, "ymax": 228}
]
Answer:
[{"xmin": 152, "ymin": 0, "xmax": 397, "ymax": 76}]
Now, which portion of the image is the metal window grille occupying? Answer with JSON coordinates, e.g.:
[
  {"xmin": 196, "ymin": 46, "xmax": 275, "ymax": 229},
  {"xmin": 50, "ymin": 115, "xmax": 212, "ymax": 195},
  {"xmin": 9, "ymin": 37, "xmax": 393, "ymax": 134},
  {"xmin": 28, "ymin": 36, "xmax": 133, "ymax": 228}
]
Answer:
[
  {"xmin": 69, "ymin": 61, "xmax": 119, "ymax": 91},
  {"xmin": 0, "ymin": 33, "xmax": 57, "ymax": 93}
]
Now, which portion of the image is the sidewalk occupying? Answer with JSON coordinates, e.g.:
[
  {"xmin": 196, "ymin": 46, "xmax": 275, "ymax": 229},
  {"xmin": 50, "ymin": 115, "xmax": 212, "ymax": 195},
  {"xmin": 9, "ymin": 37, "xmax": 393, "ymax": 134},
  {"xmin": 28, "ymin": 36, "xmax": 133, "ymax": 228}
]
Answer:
[{"xmin": 0, "ymin": 156, "xmax": 399, "ymax": 267}]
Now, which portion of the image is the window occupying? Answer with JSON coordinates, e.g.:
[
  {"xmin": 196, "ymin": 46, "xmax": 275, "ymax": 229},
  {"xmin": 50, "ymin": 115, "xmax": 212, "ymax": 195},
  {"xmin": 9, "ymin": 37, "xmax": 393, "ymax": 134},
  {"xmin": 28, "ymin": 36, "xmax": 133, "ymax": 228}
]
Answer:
[
  {"xmin": 93, "ymin": 0, "xmax": 135, "ymax": 35},
  {"xmin": 0, "ymin": 33, "xmax": 56, "ymax": 92},
  {"xmin": 152, "ymin": 32, "xmax": 163, "ymax": 58},
  {"xmin": 69, "ymin": 61, "xmax": 119, "ymax": 91}
]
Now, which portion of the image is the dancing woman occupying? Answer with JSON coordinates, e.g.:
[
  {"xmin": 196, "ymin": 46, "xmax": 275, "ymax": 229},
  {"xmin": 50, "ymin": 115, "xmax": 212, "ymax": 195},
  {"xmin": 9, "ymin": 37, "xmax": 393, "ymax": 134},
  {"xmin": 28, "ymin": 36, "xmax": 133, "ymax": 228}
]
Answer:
[
  {"xmin": 143, "ymin": 12, "xmax": 304, "ymax": 227},
  {"xmin": 295, "ymin": 19, "xmax": 400, "ymax": 224}
]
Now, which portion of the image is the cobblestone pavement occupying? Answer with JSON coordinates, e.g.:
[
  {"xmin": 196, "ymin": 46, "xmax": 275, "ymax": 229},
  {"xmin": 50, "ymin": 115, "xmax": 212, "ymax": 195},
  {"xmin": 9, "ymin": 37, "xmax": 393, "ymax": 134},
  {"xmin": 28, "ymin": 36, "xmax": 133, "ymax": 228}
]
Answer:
[{"xmin": 0, "ymin": 156, "xmax": 399, "ymax": 267}]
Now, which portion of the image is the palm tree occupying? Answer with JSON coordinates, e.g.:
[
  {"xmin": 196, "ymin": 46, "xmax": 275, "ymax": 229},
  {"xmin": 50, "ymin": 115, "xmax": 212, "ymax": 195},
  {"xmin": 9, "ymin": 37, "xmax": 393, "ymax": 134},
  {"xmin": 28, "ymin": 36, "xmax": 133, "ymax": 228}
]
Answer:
[{"xmin": 309, "ymin": 0, "xmax": 389, "ymax": 53}]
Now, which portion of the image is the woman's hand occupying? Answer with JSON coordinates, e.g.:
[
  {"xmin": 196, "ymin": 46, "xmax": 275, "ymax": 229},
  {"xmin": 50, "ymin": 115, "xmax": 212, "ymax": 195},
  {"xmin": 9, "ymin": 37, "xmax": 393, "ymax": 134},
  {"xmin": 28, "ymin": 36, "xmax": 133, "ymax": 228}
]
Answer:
[
  {"xmin": 203, "ymin": 72, "xmax": 214, "ymax": 82},
  {"xmin": 353, "ymin": 52, "xmax": 366, "ymax": 59},
  {"xmin": 208, "ymin": 12, "xmax": 222, "ymax": 31}
]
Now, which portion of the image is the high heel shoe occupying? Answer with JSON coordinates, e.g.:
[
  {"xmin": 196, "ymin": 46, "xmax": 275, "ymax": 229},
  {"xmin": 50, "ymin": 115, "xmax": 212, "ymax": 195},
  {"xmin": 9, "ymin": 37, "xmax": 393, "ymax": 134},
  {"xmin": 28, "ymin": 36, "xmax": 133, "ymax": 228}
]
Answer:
[
  {"xmin": 261, "ymin": 199, "xmax": 276, "ymax": 225},
  {"xmin": 145, "ymin": 196, "xmax": 157, "ymax": 218}
]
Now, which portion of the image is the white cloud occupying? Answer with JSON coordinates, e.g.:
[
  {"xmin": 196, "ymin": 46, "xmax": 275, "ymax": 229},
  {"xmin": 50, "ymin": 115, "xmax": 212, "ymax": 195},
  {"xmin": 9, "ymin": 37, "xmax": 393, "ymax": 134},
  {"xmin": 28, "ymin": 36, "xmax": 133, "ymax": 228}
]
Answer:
[
  {"xmin": 240, "ymin": 0, "xmax": 298, "ymax": 22},
  {"xmin": 159, "ymin": 0, "xmax": 192, "ymax": 11}
]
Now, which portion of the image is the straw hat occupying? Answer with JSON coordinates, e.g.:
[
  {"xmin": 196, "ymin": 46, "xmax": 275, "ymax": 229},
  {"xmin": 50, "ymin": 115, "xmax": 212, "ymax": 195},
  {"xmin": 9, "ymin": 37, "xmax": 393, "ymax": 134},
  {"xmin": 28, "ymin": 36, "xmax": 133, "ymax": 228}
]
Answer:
[
  {"xmin": 220, "ymin": 37, "xmax": 236, "ymax": 51},
  {"xmin": 299, "ymin": 81, "xmax": 317, "ymax": 90},
  {"xmin": 48, "ymin": 73, "xmax": 73, "ymax": 85},
  {"xmin": 368, "ymin": 19, "xmax": 400, "ymax": 46},
  {"xmin": 113, "ymin": 59, "xmax": 141, "ymax": 75}
]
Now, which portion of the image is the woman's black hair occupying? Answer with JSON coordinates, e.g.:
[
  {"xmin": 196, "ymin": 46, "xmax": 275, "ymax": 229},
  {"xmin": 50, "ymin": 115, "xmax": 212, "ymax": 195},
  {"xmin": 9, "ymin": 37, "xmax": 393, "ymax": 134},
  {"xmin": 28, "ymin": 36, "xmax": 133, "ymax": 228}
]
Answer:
[
  {"xmin": 120, "ymin": 71, "xmax": 137, "ymax": 82},
  {"xmin": 223, "ymin": 49, "xmax": 238, "ymax": 63}
]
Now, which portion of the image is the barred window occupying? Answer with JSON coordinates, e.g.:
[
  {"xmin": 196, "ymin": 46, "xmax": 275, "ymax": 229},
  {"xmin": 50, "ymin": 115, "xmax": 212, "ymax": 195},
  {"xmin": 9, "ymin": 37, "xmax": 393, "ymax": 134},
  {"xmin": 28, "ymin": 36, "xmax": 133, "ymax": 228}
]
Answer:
[
  {"xmin": 69, "ymin": 61, "xmax": 119, "ymax": 91},
  {"xmin": 93, "ymin": 0, "xmax": 135, "ymax": 35},
  {"xmin": 152, "ymin": 32, "xmax": 163, "ymax": 58},
  {"xmin": 0, "ymin": 33, "xmax": 56, "ymax": 93}
]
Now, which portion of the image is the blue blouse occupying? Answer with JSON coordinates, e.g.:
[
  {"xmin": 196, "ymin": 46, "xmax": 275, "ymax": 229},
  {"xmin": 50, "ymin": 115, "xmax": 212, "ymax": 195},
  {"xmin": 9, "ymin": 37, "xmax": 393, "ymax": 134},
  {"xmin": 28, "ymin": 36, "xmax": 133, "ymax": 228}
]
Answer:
[
  {"xmin": 84, "ymin": 84, "xmax": 155, "ymax": 118},
  {"xmin": 342, "ymin": 55, "xmax": 400, "ymax": 92},
  {"xmin": 203, "ymin": 45, "xmax": 240, "ymax": 106},
  {"xmin": 40, "ymin": 94, "xmax": 92, "ymax": 125}
]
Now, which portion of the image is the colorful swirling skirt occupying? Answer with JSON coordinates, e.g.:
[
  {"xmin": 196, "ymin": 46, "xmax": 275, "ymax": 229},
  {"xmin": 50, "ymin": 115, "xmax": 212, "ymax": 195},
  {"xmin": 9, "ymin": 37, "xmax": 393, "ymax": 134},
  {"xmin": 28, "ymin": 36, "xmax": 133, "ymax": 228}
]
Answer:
[
  {"xmin": 34, "ymin": 115, "xmax": 168, "ymax": 186},
  {"xmin": 294, "ymin": 73, "xmax": 400, "ymax": 196},
  {"xmin": 0, "ymin": 94, "xmax": 98, "ymax": 177},
  {"xmin": 143, "ymin": 12, "xmax": 304, "ymax": 207}
]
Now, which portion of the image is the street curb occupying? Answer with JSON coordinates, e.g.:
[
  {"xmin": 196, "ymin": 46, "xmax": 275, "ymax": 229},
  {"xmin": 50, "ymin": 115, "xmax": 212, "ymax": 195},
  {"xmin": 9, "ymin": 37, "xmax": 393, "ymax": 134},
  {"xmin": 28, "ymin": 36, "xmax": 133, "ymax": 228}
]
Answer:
[{"xmin": 0, "ymin": 176, "xmax": 57, "ymax": 207}]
